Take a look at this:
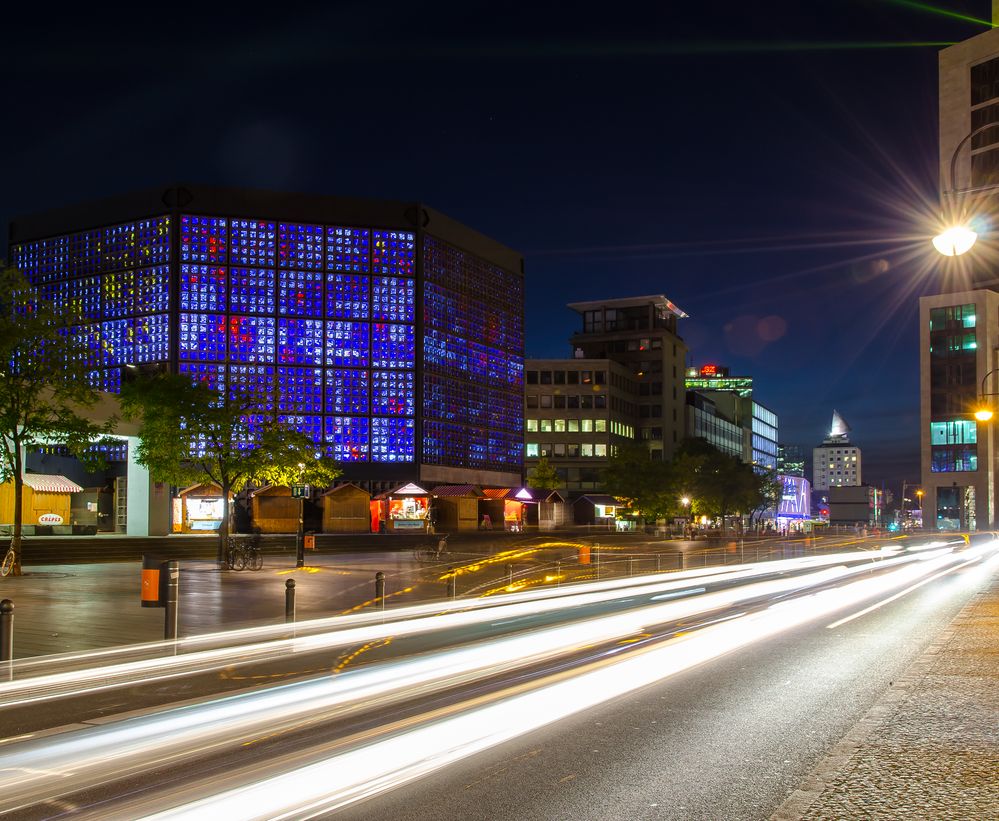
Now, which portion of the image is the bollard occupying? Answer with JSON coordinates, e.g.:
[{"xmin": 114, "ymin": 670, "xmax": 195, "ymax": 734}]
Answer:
[
  {"xmin": 446, "ymin": 568, "xmax": 456, "ymax": 600},
  {"xmin": 594, "ymin": 550, "xmax": 600, "ymax": 579},
  {"xmin": 506, "ymin": 563, "xmax": 514, "ymax": 586},
  {"xmin": 656, "ymin": 554, "xmax": 662, "ymax": 572},
  {"xmin": 677, "ymin": 552, "xmax": 684, "ymax": 570},
  {"xmin": 375, "ymin": 571, "xmax": 385, "ymax": 609},
  {"xmin": 628, "ymin": 557, "xmax": 635, "ymax": 576},
  {"xmin": 0, "ymin": 599, "xmax": 13, "ymax": 662},
  {"xmin": 555, "ymin": 560, "xmax": 561, "ymax": 587},
  {"xmin": 163, "ymin": 560, "xmax": 179, "ymax": 641},
  {"xmin": 285, "ymin": 578, "xmax": 296, "ymax": 623}
]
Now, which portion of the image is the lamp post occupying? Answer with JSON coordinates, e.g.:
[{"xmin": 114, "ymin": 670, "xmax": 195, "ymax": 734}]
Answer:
[
  {"xmin": 932, "ymin": 122, "xmax": 999, "ymax": 256},
  {"xmin": 916, "ymin": 489, "xmax": 924, "ymax": 529},
  {"xmin": 295, "ymin": 462, "xmax": 305, "ymax": 568}
]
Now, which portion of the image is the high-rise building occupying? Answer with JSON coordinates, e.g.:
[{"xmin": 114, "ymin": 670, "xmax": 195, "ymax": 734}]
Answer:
[
  {"xmin": 812, "ymin": 411, "xmax": 862, "ymax": 491},
  {"xmin": 684, "ymin": 365, "xmax": 779, "ymax": 471},
  {"xmin": 777, "ymin": 444, "xmax": 805, "ymax": 477},
  {"xmin": 8, "ymin": 185, "xmax": 525, "ymax": 494},
  {"xmin": 920, "ymin": 10, "xmax": 999, "ymax": 530},
  {"xmin": 522, "ymin": 295, "xmax": 688, "ymax": 493}
]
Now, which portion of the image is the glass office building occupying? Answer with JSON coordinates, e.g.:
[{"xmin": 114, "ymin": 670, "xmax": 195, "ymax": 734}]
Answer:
[{"xmin": 8, "ymin": 186, "xmax": 524, "ymax": 489}]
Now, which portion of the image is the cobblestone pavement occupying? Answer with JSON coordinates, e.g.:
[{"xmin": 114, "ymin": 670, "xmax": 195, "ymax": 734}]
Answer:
[{"xmin": 773, "ymin": 560, "xmax": 999, "ymax": 820}]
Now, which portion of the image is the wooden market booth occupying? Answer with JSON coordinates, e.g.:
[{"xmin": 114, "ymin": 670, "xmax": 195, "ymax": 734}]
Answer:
[
  {"xmin": 249, "ymin": 485, "xmax": 299, "ymax": 534},
  {"xmin": 0, "ymin": 474, "xmax": 83, "ymax": 533},
  {"xmin": 430, "ymin": 485, "xmax": 483, "ymax": 532},
  {"xmin": 479, "ymin": 487, "xmax": 533, "ymax": 531},
  {"xmin": 321, "ymin": 483, "xmax": 371, "ymax": 533},
  {"xmin": 573, "ymin": 494, "xmax": 623, "ymax": 527},
  {"xmin": 173, "ymin": 483, "xmax": 227, "ymax": 533},
  {"xmin": 370, "ymin": 482, "xmax": 432, "ymax": 533},
  {"xmin": 520, "ymin": 488, "xmax": 569, "ymax": 531}
]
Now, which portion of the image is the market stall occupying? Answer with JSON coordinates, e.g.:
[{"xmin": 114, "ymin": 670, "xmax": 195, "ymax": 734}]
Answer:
[
  {"xmin": 249, "ymin": 485, "xmax": 298, "ymax": 534},
  {"xmin": 173, "ymin": 483, "xmax": 227, "ymax": 533},
  {"xmin": 370, "ymin": 482, "xmax": 432, "ymax": 533},
  {"xmin": 321, "ymin": 483, "xmax": 371, "ymax": 533},
  {"xmin": 0, "ymin": 473, "xmax": 83, "ymax": 535},
  {"xmin": 431, "ymin": 485, "xmax": 484, "ymax": 532}
]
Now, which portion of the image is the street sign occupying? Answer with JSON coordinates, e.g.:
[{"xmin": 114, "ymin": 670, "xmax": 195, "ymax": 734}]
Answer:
[{"xmin": 291, "ymin": 484, "xmax": 311, "ymax": 498}]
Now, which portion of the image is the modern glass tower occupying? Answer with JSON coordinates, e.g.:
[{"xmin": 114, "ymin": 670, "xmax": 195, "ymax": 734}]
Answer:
[{"xmin": 8, "ymin": 186, "xmax": 525, "ymax": 490}]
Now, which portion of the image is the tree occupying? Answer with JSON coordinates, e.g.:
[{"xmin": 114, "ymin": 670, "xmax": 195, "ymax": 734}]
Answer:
[
  {"xmin": 603, "ymin": 442, "xmax": 681, "ymax": 524},
  {"xmin": 120, "ymin": 371, "xmax": 341, "ymax": 563},
  {"xmin": 527, "ymin": 456, "xmax": 561, "ymax": 490},
  {"xmin": 0, "ymin": 265, "xmax": 114, "ymax": 574},
  {"xmin": 751, "ymin": 469, "xmax": 784, "ymax": 528},
  {"xmin": 673, "ymin": 438, "xmax": 766, "ymax": 532}
]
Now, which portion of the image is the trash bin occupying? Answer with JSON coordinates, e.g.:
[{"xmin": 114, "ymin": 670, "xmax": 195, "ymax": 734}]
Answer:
[
  {"xmin": 141, "ymin": 554, "xmax": 166, "ymax": 608},
  {"xmin": 304, "ymin": 532, "xmax": 315, "ymax": 550}
]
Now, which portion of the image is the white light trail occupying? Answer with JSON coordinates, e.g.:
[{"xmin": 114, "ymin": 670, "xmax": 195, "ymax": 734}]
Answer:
[{"xmin": 138, "ymin": 542, "xmax": 997, "ymax": 820}]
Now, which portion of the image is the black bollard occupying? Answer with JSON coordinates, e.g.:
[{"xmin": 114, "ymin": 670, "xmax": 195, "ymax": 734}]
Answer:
[
  {"xmin": 446, "ymin": 568, "xmax": 456, "ymax": 600},
  {"xmin": 0, "ymin": 599, "xmax": 12, "ymax": 662},
  {"xmin": 555, "ymin": 560, "xmax": 561, "ymax": 586},
  {"xmin": 163, "ymin": 560, "xmax": 179, "ymax": 641},
  {"xmin": 677, "ymin": 552, "xmax": 684, "ymax": 570},
  {"xmin": 656, "ymin": 554, "xmax": 662, "ymax": 572},
  {"xmin": 506, "ymin": 563, "xmax": 514, "ymax": 586},
  {"xmin": 285, "ymin": 578, "xmax": 296, "ymax": 623},
  {"xmin": 375, "ymin": 571, "xmax": 385, "ymax": 609}
]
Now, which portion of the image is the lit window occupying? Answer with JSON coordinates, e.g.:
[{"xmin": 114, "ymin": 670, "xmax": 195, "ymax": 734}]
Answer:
[
  {"xmin": 554, "ymin": 419, "xmax": 566, "ymax": 432},
  {"xmin": 581, "ymin": 443, "xmax": 594, "ymax": 456},
  {"xmin": 526, "ymin": 443, "xmax": 539, "ymax": 457},
  {"xmin": 567, "ymin": 419, "xmax": 579, "ymax": 432},
  {"xmin": 595, "ymin": 419, "xmax": 607, "ymax": 432},
  {"xmin": 581, "ymin": 419, "xmax": 594, "ymax": 432},
  {"xmin": 540, "ymin": 419, "xmax": 553, "ymax": 432},
  {"xmin": 595, "ymin": 444, "xmax": 607, "ymax": 457},
  {"xmin": 526, "ymin": 419, "xmax": 538, "ymax": 432}
]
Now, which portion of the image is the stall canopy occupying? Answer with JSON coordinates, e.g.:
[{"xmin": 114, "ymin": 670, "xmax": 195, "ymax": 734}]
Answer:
[
  {"xmin": 21, "ymin": 474, "xmax": 84, "ymax": 493},
  {"xmin": 372, "ymin": 483, "xmax": 432, "ymax": 532},
  {"xmin": 430, "ymin": 484, "xmax": 483, "ymax": 531},
  {"xmin": 321, "ymin": 483, "xmax": 371, "ymax": 533}
]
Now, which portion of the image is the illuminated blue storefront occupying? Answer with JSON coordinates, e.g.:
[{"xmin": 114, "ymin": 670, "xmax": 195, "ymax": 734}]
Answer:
[{"xmin": 9, "ymin": 186, "xmax": 525, "ymax": 491}]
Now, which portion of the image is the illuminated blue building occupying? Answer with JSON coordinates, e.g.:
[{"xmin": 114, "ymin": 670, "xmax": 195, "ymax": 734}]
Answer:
[{"xmin": 8, "ymin": 186, "xmax": 525, "ymax": 491}]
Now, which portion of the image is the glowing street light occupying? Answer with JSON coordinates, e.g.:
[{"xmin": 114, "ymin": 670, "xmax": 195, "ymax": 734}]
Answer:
[
  {"xmin": 975, "ymin": 407, "xmax": 994, "ymax": 422},
  {"xmin": 932, "ymin": 123, "xmax": 999, "ymax": 256},
  {"xmin": 932, "ymin": 225, "xmax": 978, "ymax": 256}
]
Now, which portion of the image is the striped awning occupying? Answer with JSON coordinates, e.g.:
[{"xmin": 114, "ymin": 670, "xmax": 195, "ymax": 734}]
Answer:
[
  {"xmin": 21, "ymin": 474, "xmax": 83, "ymax": 493},
  {"xmin": 431, "ymin": 484, "xmax": 483, "ymax": 497}
]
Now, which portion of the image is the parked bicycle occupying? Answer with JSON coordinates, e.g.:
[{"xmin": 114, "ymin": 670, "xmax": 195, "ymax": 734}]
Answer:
[
  {"xmin": 223, "ymin": 534, "xmax": 263, "ymax": 571},
  {"xmin": 413, "ymin": 534, "xmax": 449, "ymax": 564},
  {"xmin": 1, "ymin": 544, "xmax": 15, "ymax": 577}
]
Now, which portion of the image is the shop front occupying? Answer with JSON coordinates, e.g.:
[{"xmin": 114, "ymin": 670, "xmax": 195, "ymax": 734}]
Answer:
[
  {"xmin": 174, "ymin": 483, "xmax": 227, "ymax": 533},
  {"xmin": 432, "ymin": 485, "xmax": 484, "ymax": 531},
  {"xmin": 371, "ymin": 483, "xmax": 432, "ymax": 533}
]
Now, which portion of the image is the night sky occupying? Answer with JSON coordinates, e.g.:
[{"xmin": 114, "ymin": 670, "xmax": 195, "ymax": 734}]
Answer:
[{"xmin": 2, "ymin": 1, "xmax": 992, "ymax": 490}]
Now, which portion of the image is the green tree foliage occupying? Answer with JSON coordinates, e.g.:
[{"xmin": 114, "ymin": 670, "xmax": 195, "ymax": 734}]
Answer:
[
  {"xmin": 675, "ymin": 438, "xmax": 766, "ymax": 531},
  {"xmin": 0, "ymin": 265, "xmax": 114, "ymax": 574},
  {"xmin": 751, "ymin": 469, "xmax": 785, "ymax": 527},
  {"xmin": 527, "ymin": 456, "xmax": 561, "ymax": 490},
  {"xmin": 120, "ymin": 371, "xmax": 341, "ymax": 562},
  {"xmin": 603, "ymin": 442, "xmax": 682, "ymax": 523}
]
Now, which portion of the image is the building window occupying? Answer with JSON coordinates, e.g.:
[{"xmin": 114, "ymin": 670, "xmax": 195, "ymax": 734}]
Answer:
[
  {"xmin": 554, "ymin": 395, "xmax": 566, "ymax": 409},
  {"xmin": 595, "ymin": 419, "xmax": 607, "ymax": 432},
  {"xmin": 540, "ymin": 419, "xmax": 553, "ymax": 432},
  {"xmin": 526, "ymin": 419, "xmax": 538, "ymax": 432},
  {"xmin": 540, "ymin": 370, "xmax": 552, "ymax": 384},
  {"xmin": 930, "ymin": 419, "xmax": 977, "ymax": 445},
  {"xmin": 929, "ymin": 304, "xmax": 976, "ymax": 331},
  {"xmin": 567, "ymin": 443, "xmax": 580, "ymax": 457},
  {"xmin": 553, "ymin": 443, "xmax": 566, "ymax": 457},
  {"xmin": 581, "ymin": 419, "xmax": 594, "ymax": 432},
  {"xmin": 567, "ymin": 419, "xmax": 580, "ymax": 432},
  {"xmin": 581, "ymin": 443, "xmax": 594, "ymax": 457},
  {"xmin": 526, "ymin": 443, "xmax": 539, "ymax": 457},
  {"xmin": 567, "ymin": 371, "xmax": 579, "ymax": 385},
  {"xmin": 526, "ymin": 371, "xmax": 538, "ymax": 384},
  {"xmin": 527, "ymin": 396, "xmax": 539, "ymax": 409},
  {"xmin": 594, "ymin": 444, "xmax": 607, "ymax": 457},
  {"xmin": 931, "ymin": 445, "xmax": 978, "ymax": 472},
  {"xmin": 595, "ymin": 371, "xmax": 605, "ymax": 384},
  {"xmin": 540, "ymin": 395, "xmax": 552, "ymax": 408},
  {"xmin": 554, "ymin": 371, "xmax": 565, "ymax": 385},
  {"xmin": 554, "ymin": 419, "xmax": 566, "ymax": 432}
]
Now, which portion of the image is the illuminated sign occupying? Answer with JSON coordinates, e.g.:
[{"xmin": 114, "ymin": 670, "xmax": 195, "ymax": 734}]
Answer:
[
  {"xmin": 777, "ymin": 475, "xmax": 811, "ymax": 519},
  {"xmin": 38, "ymin": 513, "xmax": 64, "ymax": 525},
  {"xmin": 700, "ymin": 364, "xmax": 718, "ymax": 376}
]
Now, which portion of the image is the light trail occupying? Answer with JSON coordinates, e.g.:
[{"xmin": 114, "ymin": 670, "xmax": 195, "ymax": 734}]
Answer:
[
  {"xmin": 136, "ymin": 540, "xmax": 998, "ymax": 820},
  {"xmin": 0, "ymin": 543, "xmax": 991, "ymax": 816},
  {"xmin": 0, "ymin": 549, "xmax": 909, "ymax": 707}
]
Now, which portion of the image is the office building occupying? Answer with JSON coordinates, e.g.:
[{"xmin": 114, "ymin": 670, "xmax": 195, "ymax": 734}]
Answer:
[
  {"xmin": 918, "ymin": 10, "xmax": 999, "ymax": 530},
  {"xmin": 777, "ymin": 444, "xmax": 806, "ymax": 477},
  {"xmin": 524, "ymin": 359, "xmax": 638, "ymax": 493},
  {"xmin": 684, "ymin": 364, "xmax": 779, "ymax": 471},
  {"xmin": 523, "ymin": 295, "xmax": 688, "ymax": 493},
  {"xmin": 8, "ymin": 185, "xmax": 525, "ymax": 501},
  {"xmin": 812, "ymin": 410, "xmax": 862, "ymax": 491}
]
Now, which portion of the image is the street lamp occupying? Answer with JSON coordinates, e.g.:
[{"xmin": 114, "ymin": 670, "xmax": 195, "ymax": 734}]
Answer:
[
  {"xmin": 932, "ymin": 122, "xmax": 999, "ymax": 256},
  {"xmin": 916, "ymin": 489, "xmax": 924, "ymax": 528},
  {"xmin": 973, "ymin": 366, "xmax": 999, "ymax": 421},
  {"xmin": 296, "ymin": 462, "xmax": 306, "ymax": 568}
]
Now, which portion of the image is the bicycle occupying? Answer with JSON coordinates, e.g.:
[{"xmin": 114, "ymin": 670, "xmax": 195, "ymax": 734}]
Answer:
[
  {"xmin": 1, "ymin": 544, "xmax": 15, "ymax": 577},
  {"xmin": 414, "ymin": 536, "xmax": 449, "ymax": 564},
  {"xmin": 223, "ymin": 536, "xmax": 264, "ymax": 571}
]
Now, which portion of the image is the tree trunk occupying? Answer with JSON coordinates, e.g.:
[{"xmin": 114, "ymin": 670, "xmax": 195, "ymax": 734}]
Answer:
[
  {"xmin": 217, "ymin": 481, "xmax": 230, "ymax": 567},
  {"xmin": 11, "ymin": 449, "xmax": 23, "ymax": 576}
]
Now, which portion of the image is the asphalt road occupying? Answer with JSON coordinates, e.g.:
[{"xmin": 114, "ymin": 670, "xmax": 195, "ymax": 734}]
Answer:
[
  {"xmin": 0, "ymin": 541, "xmax": 989, "ymax": 818},
  {"xmin": 332, "ymin": 552, "xmax": 993, "ymax": 821}
]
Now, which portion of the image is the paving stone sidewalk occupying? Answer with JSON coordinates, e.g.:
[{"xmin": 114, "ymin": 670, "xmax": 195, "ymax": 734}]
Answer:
[{"xmin": 773, "ymin": 562, "xmax": 999, "ymax": 820}]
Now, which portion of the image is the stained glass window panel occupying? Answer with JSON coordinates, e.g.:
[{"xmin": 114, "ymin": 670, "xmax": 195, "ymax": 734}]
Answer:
[
  {"xmin": 279, "ymin": 414, "xmax": 323, "ymax": 445},
  {"xmin": 372, "ymin": 417, "xmax": 415, "ymax": 462},
  {"xmin": 278, "ymin": 223, "xmax": 323, "ymax": 270},
  {"xmin": 99, "ymin": 319, "xmax": 133, "ymax": 367},
  {"xmin": 372, "ymin": 276, "xmax": 414, "ymax": 323},
  {"xmin": 179, "ymin": 313, "xmax": 227, "ymax": 362},
  {"xmin": 278, "ymin": 270, "xmax": 323, "ymax": 317},
  {"xmin": 136, "ymin": 267, "xmax": 171, "ymax": 314},
  {"xmin": 180, "ymin": 265, "xmax": 227, "ymax": 312},
  {"xmin": 228, "ymin": 364, "xmax": 275, "ymax": 411},
  {"xmin": 137, "ymin": 217, "xmax": 171, "ymax": 267},
  {"xmin": 372, "ymin": 370, "xmax": 414, "ymax": 416},
  {"xmin": 180, "ymin": 216, "xmax": 228, "ymax": 263},
  {"xmin": 230, "ymin": 219, "xmax": 276, "ymax": 268},
  {"xmin": 326, "ymin": 416, "xmax": 369, "ymax": 461},
  {"xmin": 326, "ymin": 368, "xmax": 369, "ymax": 414},
  {"xmin": 325, "ymin": 321, "xmax": 369, "ymax": 367},
  {"xmin": 228, "ymin": 315, "xmax": 276, "ymax": 363},
  {"xmin": 372, "ymin": 230, "xmax": 415, "ymax": 277},
  {"xmin": 327, "ymin": 226, "xmax": 370, "ymax": 272},
  {"xmin": 371, "ymin": 323, "xmax": 415, "ymax": 369},
  {"xmin": 277, "ymin": 318, "xmax": 323, "ymax": 365},
  {"xmin": 327, "ymin": 274, "xmax": 369, "ymax": 319},
  {"xmin": 230, "ymin": 268, "xmax": 275, "ymax": 315},
  {"xmin": 179, "ymin": 362, "xmax": 225, "ymax": 393},
  {"xmin": 278, "ymin": 367, "xmax": 323, "ymax": 414},
  {"xmin": 135, "ymin": 314, "xmax": 170, "ymax": 363},
  {"xmin": 103, "ymin": 223, "xmax": 138, "ymax": 271}
]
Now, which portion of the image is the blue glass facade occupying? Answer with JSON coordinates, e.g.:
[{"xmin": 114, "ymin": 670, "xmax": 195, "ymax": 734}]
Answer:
[{"xmin": 11, "ymin": 197, "xmax": 523, "ymax": 479}]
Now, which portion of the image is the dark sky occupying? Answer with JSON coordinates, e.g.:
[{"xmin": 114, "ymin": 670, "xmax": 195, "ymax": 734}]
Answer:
[{"xmin": 2, "ymin": 1, "xmax": 991, "ymax": 489}]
